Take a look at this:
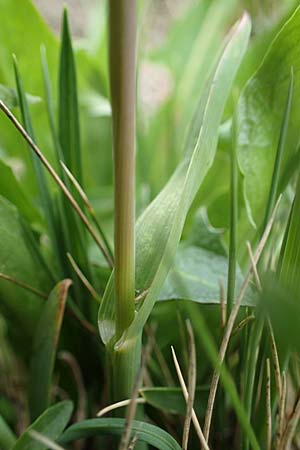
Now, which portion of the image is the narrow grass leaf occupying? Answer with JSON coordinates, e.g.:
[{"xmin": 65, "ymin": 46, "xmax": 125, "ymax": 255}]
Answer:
[
  {"xmin": 12, "ymin": 401, "xmax": 73, "ymax": 450},
  {"xmin": 13, "ymin": 57, "xmax": 60, "ymax": 265},
  {"xmin": 58, "ymin": 8, "xmax": 82, "ymax": 185},
  {"xmin": 59, "ymin": 418, "xmax": 182, "ymax": 450},
  {"xmin": 29, "ymin": 280, "xmax": 72, "ymax": 420},
  {"xmin": 139, "ymin": 387, "xmax": 208, "ymax": 416}
]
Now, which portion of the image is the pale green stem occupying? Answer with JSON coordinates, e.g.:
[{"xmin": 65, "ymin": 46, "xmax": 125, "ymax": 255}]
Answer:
[
  {"xmin": 109, "ymin": 0, "xmax": 137, "ymax": 339},
  {"xmin": 109, "ymin": 0, "xmax": 136, "ymax": 337}
]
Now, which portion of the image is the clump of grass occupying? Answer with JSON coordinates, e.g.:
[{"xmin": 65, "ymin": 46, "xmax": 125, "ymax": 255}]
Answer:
[{"xmin": 0, "ymin": 1, "xmax": 300, "ymax": 450}]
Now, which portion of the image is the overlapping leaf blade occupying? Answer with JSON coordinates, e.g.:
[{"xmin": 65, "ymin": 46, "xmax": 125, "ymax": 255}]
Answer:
[
  {"xmin": 0, "ymin": 414, "xmax": 17, "ymax": 450},
  {"xmin": 99, "ymin": 14, "xmax": 251, "ymax": 345},
  {"xmin": 12, "ymin": 401, "xmax": 73, "ymax": 450},
  {"xmin": 29, "ymin": 280, "xmax": 72, "ymax": 420},
  {"xmin": 0, "ymin": 196, "xmax": 51, "ymax": 342},
  {"xmin": 236, "ymin": 5, "xmax": 300, "ymax": 228},
  {"xmin": 59, "ymin": 418, "xmax": 181, "ymax": 450}
]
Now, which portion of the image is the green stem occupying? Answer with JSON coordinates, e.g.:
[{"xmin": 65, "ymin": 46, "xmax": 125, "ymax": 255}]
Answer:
[
  {"xmin": 227, "ymin": 114, "xmax": 238, "ymax": 314},
  {"xmin": 110, "ymin": 335, "xmax": 142, "ymax": 403},
  {"xmin": 109, "ymin": 0, "xmax": 137, "ymax": 339}
]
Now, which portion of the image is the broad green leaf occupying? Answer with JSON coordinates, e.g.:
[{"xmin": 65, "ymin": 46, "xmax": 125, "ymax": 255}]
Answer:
[
  {"xmin": 140, "ymin": 387, "xmax": 208, "ymax": 416},
  {"xmin": 99, "ymin": 14, "xmax": 251, "ymax": 345},
  {"xmin": 158, "ymin": 245, "xmax": 254, "ymax": 306},
  {"xmin": 0, "ymin": 159, "xmax": 39, "ymax": 224},
  {"xmin": 58, "ymin": 9, "xmax": 82, "ymax": 185},
  {"xmin": 175, "ymin": 0, "xmax": 238, "ymax": 136},
  {"xmin": 236, "ymin": 5, "xmax": 300, "ymax": 228},
  {"xmin": 59, "ymin": 418, "xmax": 181, "ymax": 450},
  {"xmin": 0, "ymin": 414, "xmax": 17, "ymax": 449},
  {"xmin": 12, "ymin": 401, "xmax": 73, "ymax": 450},
  {"xmin": 0, "ymin": 196, "xmax": 52, "ymax": 342},
  {"xmin": 29, "ymin": 280, "xmax": 72, "ymax": 421}
]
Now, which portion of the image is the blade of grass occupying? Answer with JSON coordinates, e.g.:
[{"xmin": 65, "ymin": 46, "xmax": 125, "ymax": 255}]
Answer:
[
  {"xmin": 40, "ymin": 45, "xmax": 64, "ymax": 168},
  {"xmin": 29, "ymin": 430, "xmax": 66, "ymax": 450},
  {"xmin": 171, "ymin": 346, "xmax": 210, "ymax": 450},
  {"xmin": 266, "ymin": 359, "xmax": 272, "ymax": 450},
  {"xmin": 29, "ymin": 280, "xmax": 72, "ymax": 420},
  {"xmin": 58, "ymin": 8, "xmax": 82, "ymax": 185},
  {"xmin": 0, "ymin": 100, "xmax": 113, "ymax": 268},
  {"xmin": 61, "ymin": 161, "xmax": 114, "ymax": 262},
  {"xmin": 182, "ymin": 321, "xmax": 197, "ymax": 450},
  {"xmin": 59, "ymin": 418, "xmax": 182, "ymax": 450},
  {"xmin": 13, "ymin": 401, "xmax": 73, "ymax": 450},
  {"xmin": 203, "ymin": 196, "xmax": 281, "ymax": 443},
  {"xmin": 262, "ymin": 67, "xmax": 294, "ymax": 231},
  {"xmin": 0, "ymin": 272, "xmax": 48, "ymax": 299},
  {"xmin": 13, "ymin": 56, "xmax": 60, "ymax": 269},
  {"xmin": 243, "ymin": 71, "xmax": 293, "ymax": 450},
  {"xmin": 67, "ymin": 253, "xmax": 101, "ymax": 303}
]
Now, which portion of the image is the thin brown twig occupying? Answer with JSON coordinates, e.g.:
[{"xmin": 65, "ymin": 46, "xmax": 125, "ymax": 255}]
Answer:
[
  {"xmin": 60, "ymin": 161, "xmax": 114, "ymax": 262},
  {"xmin": 268, "ymin": 318, "xmax": 282, "ymax": 402},
  {"xmin": 171, "ymin": 346, "xmax": 211, "ymax": 450},
  {"xmin": 182, "ymin": 320, "xmax": 197, "ymax": 450},
  {"xmin": 203, "ymin": 196, "xmax": 281, "ymax": 443},
  {"xmin": 58, "ymin": 351, "xmax": 87, "ymax": 422},
  {"xmin": 232, "ymin": 314, "xmax": 255, "ymax": 337},
  {"xmin": 266, "ymin": 358, "xmax": 272, "ymax": 450},
  {"xmin": 0, "ymin": 100, "xmax": 113, "ymax": 269},
  {"xmin": 246, "ymin": 241, "xmax": 262, "ymax": 291},
  {"xmin": 0, "ymin": 272, "xmax": 48, "ymax": 299},
  {"xmin": 281, "ymin": 387, "xmax": 300, "ymax": 449},
  {"xmin": 276, "ymin": 371, "xmax": 287, "ymax": 450},
  {"xmin": 96, "ymin": 398, "xmax": 146, "ymax": 417},
  {"xmin": 67, "ymin": 253, "xmax": 101, "ymax": 303}
]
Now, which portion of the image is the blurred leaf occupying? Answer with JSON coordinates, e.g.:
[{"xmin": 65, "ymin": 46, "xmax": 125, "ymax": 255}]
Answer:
[
  {"xmin": 0, "ymin": 414, "xmax": 17, "ymax": 449},
  {"xmin": 99, "ymin": 15, "xmax": 251, "ymax": 345},
  {"xmin": 13, "ymin": 56, "xmax": 60, "ymax": 264},
  {"xmin": 140, "ymin": 386, "xmax": 208, "ymax": 416},
  {"xmin": 0, "ymin": 196, "xmax": 51, "ymax": 342},
  {"xmin": 0, "ymin": 159, "xmax": 39, "ymax": 223},
  {"xmin": 279, "ymin": 175, "xmax": 300, "ymax": 293},
  {"xmin": 59, "ymin": 418, "xmax": 181, "ymax": 450},
  {"xmin": 175, "ymin": 0, "xmax": 238, "ymax": 135},
  {"xmin": 12, "ymin": 401, "xmax": 73, "ymax": 450},
  {"xmin": 29, "ymin": 280, "xmax": 72, "ymax": 421},
  {"xmin": 0, "ymin": 84, "xmax": 40, "ymax": 109},
  {"xmin": 236, "ymin": 5, "xmax": 300, "ymax": 228},
  {"xmin": 159, "ymin": 245, "xmax": 254, "ymax": 306}
]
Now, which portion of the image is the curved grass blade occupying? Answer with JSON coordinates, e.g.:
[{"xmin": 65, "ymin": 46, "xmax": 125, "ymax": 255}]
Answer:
[
  {"xmin": 0, "ymin": 414, "xmax": 17, "ymax": 450},
  {"xmin": 59, "ymin": 418, "xmax": 181, "ymax": 450},
  {"xmin": 98, "ymin": 14, "xmax": 251, "ymax": 345},
  {"xmin": 12, "ymin": 401, "xmax": 73, "ymax": 450},
  {"xmin": 29, "ymin": 280, "xmax": 72, "ymax": 420}
]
